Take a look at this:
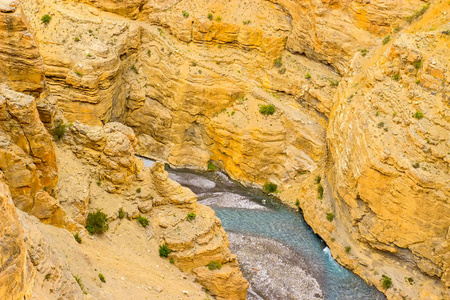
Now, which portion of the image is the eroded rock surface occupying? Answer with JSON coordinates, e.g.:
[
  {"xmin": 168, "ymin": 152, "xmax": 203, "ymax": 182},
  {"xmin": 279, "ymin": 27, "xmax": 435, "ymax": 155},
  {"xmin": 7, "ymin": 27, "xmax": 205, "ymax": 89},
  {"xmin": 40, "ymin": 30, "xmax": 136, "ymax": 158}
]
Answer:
[{"xmin": 1, "ymin": 0, "xmax": 448, "ymax": 299}]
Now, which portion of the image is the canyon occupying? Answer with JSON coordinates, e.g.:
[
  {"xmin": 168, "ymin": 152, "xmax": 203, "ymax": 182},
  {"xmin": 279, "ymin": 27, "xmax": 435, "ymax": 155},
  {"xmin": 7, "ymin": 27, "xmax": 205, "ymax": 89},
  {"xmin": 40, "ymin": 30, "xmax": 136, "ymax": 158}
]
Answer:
[{"xmin": 0, "ymin": 0, "xmax": 449, "ymax": 299}]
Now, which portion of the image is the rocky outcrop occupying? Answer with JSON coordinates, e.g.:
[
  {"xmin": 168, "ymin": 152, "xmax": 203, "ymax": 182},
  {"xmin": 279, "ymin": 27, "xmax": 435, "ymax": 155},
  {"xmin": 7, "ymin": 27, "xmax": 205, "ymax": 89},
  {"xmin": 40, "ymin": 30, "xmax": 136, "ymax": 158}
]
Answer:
[
  {"xmin": 65, "ymin": 121, "xmax": 140, "ymax": 190},
  {"xmin": 326, "ymin": 12, "xmax": 450, "ymax": 298},
  {"xmin": 0, "ymin": 0, "xmax": 45, "ymax": 94},
  {"xmin": 151, "ymin": 162, "xmax": 249, "ymax": 300},
  {"xmin": 61, "ymin": 121, "xmax": 249, "ymax": 299},
  {"xmin": 0, "ymin": 85, "xmax": 64, "ymax": 225},
  {"xmin": 0, "ymin": 171, "xmax": 34, "ymax": 300}
]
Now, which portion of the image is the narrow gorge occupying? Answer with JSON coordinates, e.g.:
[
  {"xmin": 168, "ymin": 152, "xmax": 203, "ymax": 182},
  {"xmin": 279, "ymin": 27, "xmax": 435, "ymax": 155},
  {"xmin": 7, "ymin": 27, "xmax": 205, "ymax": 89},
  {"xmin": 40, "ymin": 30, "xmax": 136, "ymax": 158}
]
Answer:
[{"xmin": 0, "ymin": 0, "xmax": 449, "ymax": 299}]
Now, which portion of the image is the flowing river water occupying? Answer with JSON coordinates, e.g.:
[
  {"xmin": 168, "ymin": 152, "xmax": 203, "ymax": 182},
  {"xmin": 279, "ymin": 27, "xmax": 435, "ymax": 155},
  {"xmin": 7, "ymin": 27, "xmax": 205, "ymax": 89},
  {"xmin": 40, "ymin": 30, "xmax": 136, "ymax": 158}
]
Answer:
[{"xmin": 142, "ymin": 158, "xmax": 386, "ymax": 300}]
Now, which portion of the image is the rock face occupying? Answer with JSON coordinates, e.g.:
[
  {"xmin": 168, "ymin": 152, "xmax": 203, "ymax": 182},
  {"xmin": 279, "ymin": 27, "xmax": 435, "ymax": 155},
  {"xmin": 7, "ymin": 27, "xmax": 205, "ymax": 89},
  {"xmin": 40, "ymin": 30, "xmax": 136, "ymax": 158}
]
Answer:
[
  {"xmin": 2, "ymin": 0, "xmax": 449, "ymax": 299},
  {"xmin": 151, "ymin": 162, "xmax": 249, "ymax": 300},
  {"xmin": 0, "ymin": 85, "xmax": 64, "ymax": 225},
  {"xmin": 61, "ymin": 121, "xmax": 249, "ymax": 299},
  {"xmin": 0, "ymin": 0, "xmax": 45, "ymax": 94},
  {"xmin": 0, "ymin": 171, "xmax": 34, "ymax": 300}
]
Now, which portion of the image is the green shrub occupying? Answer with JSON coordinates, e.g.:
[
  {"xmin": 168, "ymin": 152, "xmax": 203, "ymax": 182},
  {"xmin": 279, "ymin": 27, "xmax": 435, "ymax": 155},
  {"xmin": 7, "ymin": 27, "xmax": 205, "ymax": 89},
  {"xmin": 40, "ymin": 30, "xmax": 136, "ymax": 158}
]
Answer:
[
  {"xmin": 207, "ymin": 13, "xmax": 213, "ymax": 20},
  {"xmin": 273, "ymin": 56, "xmax": 282, "ymax": 67},
  {"xmin": 263, "ymin": 182, "xmax": 277, "ymax": 194},
  {"xmin": 381, "ymin": 275, "xmax": 392, "ymax": 289},
  {"xmin": 243, "ymin": 20, "xmax": 251, "ymax": 25},
  {"xmin": 415, "ymin": 80, "xmax": 420, "ymax": 84},
  {"xmin": 137, "ymin": 215, "xmax": 149, "ymax": 227},
  {"xmin": 170, "ymin": 257, "xmax": 175, "ymax": 264},
  {"xmin": 182, "ymin": 11, "xmax": 189, "ymax": 18},
  {"xmin": 278, "ymin": 67, "xmax": 286, "ymax": 75},
  {"xmin": 85, "ymin": 209, "xmax": 109, "ymax": 235},
  {"xmin": 413, "ymin": 60, "xmax": 422, "ymax": 70},
  {"xmin": 318, "ymin": 183, "xmax": 324, "ymax": 199},
  {"xmin": 41, "ymin": 14, "xmax": 51, "ymax": 24},
  {"xmin": 259, "ymin": 104, "xmax": 275, "ymax": 115},
  {"xmin": 159, "ymin": 244, "xmax": 172, "ymax": 257},
  {"xmin": 216, "ymin": 16, "xmax": 222, "ymax": 22},
  {"xmin": 414, "ymin": 111, "xmax": 424, "ymax": 119},
  {"xmin": 393, "ymin": 73, "xmax": 399, "ymax": 81},
  {"xmin": 118, "ymin": 208, "xmax": 125, "ymax": 219},
  {"xmin": 360, "ymin": 49, "xmax": 368, "ymax": 57},
  {"xmin": 75, "ymin": 71, "xmax": 83, "ymax": 77},
  {"xmin": 74, "ymin": 36, "xmax": 80, "ymax": 42},
  {"xmin": 52, "ymin": 121, "xmax": 68, "ymax": 140},
  {"xmin": 207, "ymin": 161, "xmax": 218, "ymax": 171},
  {"xmin": 345, "ymin": 246, "xmax": 351, "ymax": 253},
  {"xmin": 412, "ymin": 162, "xmax": 420, "ymax": 169},
  {"xmin": 136, "ymin": 187, "xmax": 141, "ymax": 193},
  {"xmin": 130, "ymin": 65, "xmax": 138, "ymax": 74},
  {"xmin": 315, "ymin": 176, "xmax": 321, "ymax": 184},
  {"xmin": 295, "ymin": 199, "xmax": 300, "ymax": 207},
  {"xmin": 406, "ymin": 277, "xmax": 414, "ymax": 285},
  {"xmin": 378, "ymin": 122, "xmax": 385, "ymax": 128},
  {"xmin": 45, "ymin": 273, "xmax": 51, "ymax": 280},
  {"xmin": 305, "ymin": 72, "xmax": 311, "ymax": 79},
  {"xmin": 326, "ymin": 212, "xmax": 335, "ymax": 222},
  {"xmin": 73, "ymin": 275, "xmax": 84, "ymax": 289},
  {"xmin": 186, "ymin": 212, "xmax": 196, "ymax": 221},
  {"xmin": 74, "ymin": 233, "xmax": 82, "ymax": 244},
  {"xmin": 98, "ymin": 273, "xmax": 106, "ymax": 283},
  {"xmin": 206, "ymin": 261, "xmax": 222, "ymax": 270},
  {"xmin": 329, "ymin": 79, "xmax": 339, "ymax": 87},
  {"xmin": 406, "ymin": 4, "xmax": 429, "ymax": 23},
  {"xmin": 382, "ymin": 35, "xmax": 391, "ymax": 45}
]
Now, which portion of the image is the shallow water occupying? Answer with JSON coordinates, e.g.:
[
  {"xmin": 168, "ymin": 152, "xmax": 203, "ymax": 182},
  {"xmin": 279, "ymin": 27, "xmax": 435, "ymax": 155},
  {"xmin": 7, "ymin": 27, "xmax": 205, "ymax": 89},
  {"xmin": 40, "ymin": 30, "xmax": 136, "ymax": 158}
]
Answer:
[{"xmin": 141, "ymin": 158, "xmax": 385, "ymax": 300}]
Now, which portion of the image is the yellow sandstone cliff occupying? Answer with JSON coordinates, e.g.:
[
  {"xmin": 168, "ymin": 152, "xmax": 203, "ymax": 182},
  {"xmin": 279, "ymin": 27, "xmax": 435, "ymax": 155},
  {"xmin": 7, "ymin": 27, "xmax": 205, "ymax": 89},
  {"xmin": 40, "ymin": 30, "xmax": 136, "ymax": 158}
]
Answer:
[{"xmin": 1, "ymin": 0, "xmax": 449, "ymax": 299}]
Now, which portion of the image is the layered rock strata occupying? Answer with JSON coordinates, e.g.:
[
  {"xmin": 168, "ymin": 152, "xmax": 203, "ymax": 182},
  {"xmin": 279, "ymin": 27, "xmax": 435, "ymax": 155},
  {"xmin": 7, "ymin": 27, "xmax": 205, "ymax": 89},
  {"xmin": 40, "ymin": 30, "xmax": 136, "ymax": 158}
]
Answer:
[{"xmin": 4, "ymin": 0, "xmax": 450, "ymax": 298}]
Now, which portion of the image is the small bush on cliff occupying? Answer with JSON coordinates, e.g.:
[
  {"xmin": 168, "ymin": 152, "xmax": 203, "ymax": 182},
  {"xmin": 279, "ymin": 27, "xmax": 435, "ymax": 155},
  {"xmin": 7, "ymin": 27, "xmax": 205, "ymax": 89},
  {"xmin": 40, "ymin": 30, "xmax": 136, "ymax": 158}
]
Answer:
[
  {"xmin": 186, "ymin": 212, "xmax": 196, "ymax": 221},
  {"xmin": 305, "ymin": 72, "xmax": 311, "ymax": 79},
  {"xmin": 207, "ymin": 13, "xmax": 213, "ymax": 20},
  {"xmin": 263, "ymin": 182, "xmax": 277, "ymax": 194},
  {"xmin": 413, "ymin": 111, "xmax": 424, "ymax": 120},
  {"xmin": 382, "ymin": 35, "xmax": 391, "ymax": 45},
  {"xmin": 406, "ymin": 4, "xmax": 429, "ymax": 23},
  {"xmin": 85, "ymin": 209, "xmax": 109, "ymax": 235},
  {"xmin": 326, "ymin": 212, "xmax": 334, "ymax": 222},
  {"xmin": 381, "ymin": 275, "xmax": 392, "ymax": 289},
  {"xmin": 98, "ymin": 273, "xmax": 106, "ymax": 283},
  {"xmin": 52, "ymin": 121, "xmax": 68, "ymax": 140},
  {"xmin": 317, "ymin": 183, "xmax": 324, "ymax": 200},
  {"xmin": 413, "ymin": 60, "xmax": 422, "ymax": 70},
  {"xmin": 360, "ymin": 49, "xmax": 368, "ymax": 57},
  {"xmin": 137, "ymin": 215, "xmax": 149, "ymax": 227},
  {"xmin": 41, "ymin": 14, "xmax": 51, "ymax": 24},
  {"xmin": 345, "ymin": 246, "xmax": 351, "ymax": 253},
  {"xmin": 182, "ymin": 11, "xmax": 189, "ymax": 18},
  {"xmin": 273, "ymin": 56, "xmax": 282, "ymax": 68},
  {"xmin": 315, "ymin": 176, "xmax": 321, "ymax": 184},
  {"xmin": 74, "ymin": 233, "xmax": 82, "ymax": 244},
  {"xmin": 206, "ymin": 261, "xmax": 222, "ymax": 270},
  {"xmin": 259, "ymin": 104, "xmax": 275, "ymax": 115},
  {"xmin": 118, "ymin": 208, "xmax": 126, "ymax": 219},
  {"xmin": 207, "ymin": 161, "xmax": 218, "ymax": 171},
  {"xmin": 329, "ymin": 79, "xmax": 339, "ymax": 87},
  {"xmin": 159, "ymin": 244, "xmax": 172, "ymax": 257}
]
